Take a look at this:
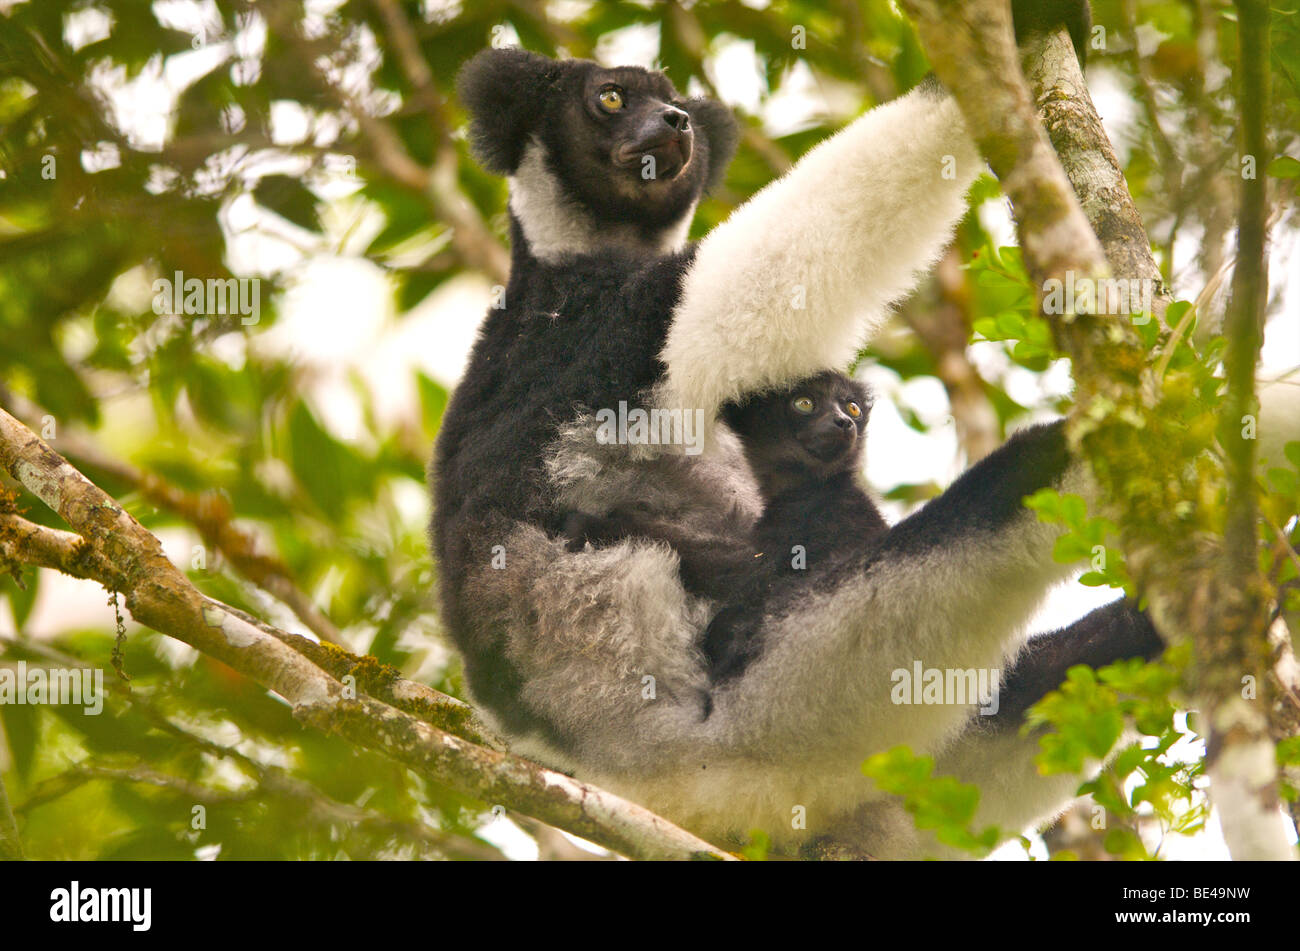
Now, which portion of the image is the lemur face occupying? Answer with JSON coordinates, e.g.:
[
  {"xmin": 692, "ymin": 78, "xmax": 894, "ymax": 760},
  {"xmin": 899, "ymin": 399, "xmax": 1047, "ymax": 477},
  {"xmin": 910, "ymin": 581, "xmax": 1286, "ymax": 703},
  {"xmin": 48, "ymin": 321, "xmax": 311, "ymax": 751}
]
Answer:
[
  {"xmin": 456, "ymin": 48, "xmax": 738, "ymax": 249},
  {"xmin": 723, "ymin": 372, "xmax": 873, "ymax": 486},
  {"xmin": 556, "ymin": 63, "xmax": 696, "ymax": 202}
]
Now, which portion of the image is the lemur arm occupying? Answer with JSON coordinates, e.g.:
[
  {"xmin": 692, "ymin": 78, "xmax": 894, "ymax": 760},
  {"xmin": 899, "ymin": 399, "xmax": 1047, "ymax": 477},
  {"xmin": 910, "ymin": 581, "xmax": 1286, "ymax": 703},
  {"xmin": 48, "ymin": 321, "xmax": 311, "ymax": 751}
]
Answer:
[
  {"xmin": 659, "ymin": 84, "xmax": 983, "ymax": 420},
  {"xmin": 558, "ymin": 507, "xmax": 758, "ymax": 603}
]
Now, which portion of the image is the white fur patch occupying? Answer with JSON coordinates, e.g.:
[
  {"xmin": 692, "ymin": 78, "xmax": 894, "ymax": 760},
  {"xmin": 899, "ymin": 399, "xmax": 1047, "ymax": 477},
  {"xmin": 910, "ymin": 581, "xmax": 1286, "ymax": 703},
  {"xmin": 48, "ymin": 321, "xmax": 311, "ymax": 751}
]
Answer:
[
  {"xmin": 509, "ymin": 141, "xmax": 695, "ymax": 261},
  {"xmin": 659, "ymin": 89, "xmax": 984, "ymax": 423}
]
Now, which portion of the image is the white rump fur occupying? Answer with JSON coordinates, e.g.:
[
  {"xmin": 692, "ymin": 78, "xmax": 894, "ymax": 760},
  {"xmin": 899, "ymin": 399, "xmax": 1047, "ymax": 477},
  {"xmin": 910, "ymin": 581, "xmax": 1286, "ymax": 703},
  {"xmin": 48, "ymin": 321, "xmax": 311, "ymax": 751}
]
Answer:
[
  {"xmin": 660, "ymin": 87, "xmax": 982, "ymax": 423},
  {"xmin": 480, "ymin": 471, "xmax": 1085, "ymax": 855}
]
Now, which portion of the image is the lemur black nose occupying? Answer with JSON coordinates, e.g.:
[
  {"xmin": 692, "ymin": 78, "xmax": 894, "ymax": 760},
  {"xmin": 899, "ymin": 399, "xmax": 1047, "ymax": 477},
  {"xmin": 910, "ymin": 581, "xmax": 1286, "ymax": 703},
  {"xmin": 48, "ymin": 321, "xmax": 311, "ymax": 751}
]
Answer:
[
  {"xmin": 833, "ymin": 415, "xmax": 855, "ymax": 432},
  {"xmin": 662, "ymin": 107, "xmax": 690, "ymax": 133}
]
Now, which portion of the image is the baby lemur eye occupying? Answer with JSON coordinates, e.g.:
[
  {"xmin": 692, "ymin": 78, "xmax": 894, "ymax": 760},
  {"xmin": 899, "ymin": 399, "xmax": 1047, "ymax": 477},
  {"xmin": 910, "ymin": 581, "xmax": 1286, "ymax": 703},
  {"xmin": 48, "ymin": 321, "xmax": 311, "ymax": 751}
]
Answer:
[
  {"xmin": 845, "ymin": 401, "xmax": 862, "ymax": 418},
  {"xmin": 598, "ymin": 86, "xmax": 625, "ymax": 112},
  {"xmin": 792, "ymin": 396, "xmax": 815, "ymax": 414}
]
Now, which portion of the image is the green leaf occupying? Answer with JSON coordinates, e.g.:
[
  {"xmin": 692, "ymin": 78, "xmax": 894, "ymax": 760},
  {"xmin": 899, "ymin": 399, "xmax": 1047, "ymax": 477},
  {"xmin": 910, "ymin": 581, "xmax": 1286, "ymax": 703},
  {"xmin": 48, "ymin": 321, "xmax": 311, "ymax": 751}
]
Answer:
[
  {"xmin": 286, "ymin": 401, "xmax": 370, "ymax": 514},
  {"xmin": 1024, "ymin": 488, "xmax": 1063, "ymax": 520},
  {"xmin": 1083, "ymin": 709, "xmax": 1124, "ymax": 758},
  {"xmin": 1136, "ymin": 313, "xmax": 1161, "ymax": 349},
  {"xmin": 1059, "ymin": 493, "xmax": 1088, "ymax": 528},
  {"xmin": 1165, "ymin": 299, "xmax": 1194, "ymax": 326},
  {"xmin": 991, "ymin": 311, "xmax": 1021, "ymax": 336},
  {"xmin": 1114, "ymin": 744, "xmax": 1150, "ymax": 777},
  {"xmin": 1102, "ymin": 825, "xmax": 1148, "ymax": 859},
  {"xmin": 971, "ymin": 317, "xmax": 999, "ymax": 340},
  {"xmin": 1267, "ymin": 155, "xmax": 1300, "ymax": 178},
  {"xmin": 0, "ymin": 701, "xmax": 40, "ymax": 779},
  {"xmin": 398, "ymin": 269, "xmax": 450, "ymax": 311},
  {"xmin": 2, "ymin": 568, "xmax": 40, "ymax": 629},
  {"xmin": 253, "ymin": 174, "xmax": 322, "ymax": 233},
  {"xmin": 416, "ymin": 371, "xmax": 449, "ymax": 441},
  {"xmin": 1266, "ymin": 467, "xmax": 1299, "ymax": 496},
  {"xmin": 1053, "ymin": 534, "xmax": 1094, "ymax": 563},
  {"xmin": 1284, "ymin": 441, "xmax": 1300, "ymax": 470}
]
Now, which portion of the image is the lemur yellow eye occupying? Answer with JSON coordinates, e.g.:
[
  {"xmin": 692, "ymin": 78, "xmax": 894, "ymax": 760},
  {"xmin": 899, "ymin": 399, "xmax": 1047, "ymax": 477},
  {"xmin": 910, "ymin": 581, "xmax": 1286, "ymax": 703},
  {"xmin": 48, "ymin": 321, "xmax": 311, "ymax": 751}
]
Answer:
[
  {"xmin": 598, "ymin": 87, "xmax": 625, "ymax": 111},
  {"xmin": 845, "ymin": 401, "xmax": 862, "ymax": 418},
  {"xmin": 792, "ymin": 396, "xmax": 815, "ymax": 414}
]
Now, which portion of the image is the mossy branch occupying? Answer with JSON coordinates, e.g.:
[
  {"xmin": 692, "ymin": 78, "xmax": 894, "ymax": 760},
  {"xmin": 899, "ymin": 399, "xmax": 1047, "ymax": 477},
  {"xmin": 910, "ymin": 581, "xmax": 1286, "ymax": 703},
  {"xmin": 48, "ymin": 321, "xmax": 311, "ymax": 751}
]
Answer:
[
  {"xmin": 0, "ymin": 407, "xmax": 732, "ymax": 861},
  {"xmin": 898, "ymin": 0, "xmax": 1295, "ymax": 859}
]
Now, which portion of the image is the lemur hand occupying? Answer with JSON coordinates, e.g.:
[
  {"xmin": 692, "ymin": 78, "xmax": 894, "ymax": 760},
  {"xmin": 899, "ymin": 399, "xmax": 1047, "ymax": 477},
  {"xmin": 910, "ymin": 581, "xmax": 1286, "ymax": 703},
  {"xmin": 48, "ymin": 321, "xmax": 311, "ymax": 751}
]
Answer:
[{"xmin": 558, "ymin": 511, "xmax": 625, "ymax": 552}]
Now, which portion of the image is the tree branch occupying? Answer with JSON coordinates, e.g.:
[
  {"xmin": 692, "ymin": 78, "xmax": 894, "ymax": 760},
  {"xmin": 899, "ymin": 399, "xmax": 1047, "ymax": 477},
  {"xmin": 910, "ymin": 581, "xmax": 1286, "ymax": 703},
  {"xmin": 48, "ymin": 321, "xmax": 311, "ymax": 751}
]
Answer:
[
  {"xmin": 1020, "ymin": 27, "xmax": 1172, "ymax": 324},
  {"xmin": 259, "ymin": 0, "xmax": 510, "ymax": 285},
  {"xmin": 0, "ymin": 387, "xmax": 344, "ymax": 645},
  {"xmin": 1200, "ymin": 0, "xmax": 1293, "ymax": 861},
  {"xmin": 898, "ymin": 0, "xmax": 1294, "ymax": 859},
  {"xmin": 666, "ymin": 1, "xmax": 793, "ymax": 177},
  {"xmin": 900, "ymin": 248, "xmax": 1001, "ymax": 461},
  {"xmin": 0, "ymin": 510, "xmax": 500, "ymax": 748},
  {"xmin": 0, "ymin": 633, "xmax": 507, "ymax": 860},
  {"xmin": 899, "ymin": 0, "xmax": 1109, "ymax": 298},
  {"xmin": 0, "ymin": 408, "xmax": 732, "ymax": 860}
]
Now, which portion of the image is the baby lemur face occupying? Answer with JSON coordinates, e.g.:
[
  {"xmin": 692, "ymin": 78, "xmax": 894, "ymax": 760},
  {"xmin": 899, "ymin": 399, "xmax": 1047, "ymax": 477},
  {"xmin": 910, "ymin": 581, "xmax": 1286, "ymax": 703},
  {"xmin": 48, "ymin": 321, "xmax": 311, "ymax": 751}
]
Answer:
[{"xmin": 722, "ymin": 371, "xmax": 872, "ymax": 496}]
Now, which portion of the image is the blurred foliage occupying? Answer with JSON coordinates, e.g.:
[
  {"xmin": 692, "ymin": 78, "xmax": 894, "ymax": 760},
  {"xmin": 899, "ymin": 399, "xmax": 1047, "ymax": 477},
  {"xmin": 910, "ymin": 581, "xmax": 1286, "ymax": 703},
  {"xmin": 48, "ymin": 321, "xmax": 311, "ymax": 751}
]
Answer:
[
  {"xmin": 1026, "ymin": 643, "xmax": 1207, "ymax": 861},
  {"xmin": 861, "ymin": 747, "xmax": 1002, "ymax": 857},
  {"xmin": 0, "ymin": 0, "xmax": 1297, "ymax": 860}
]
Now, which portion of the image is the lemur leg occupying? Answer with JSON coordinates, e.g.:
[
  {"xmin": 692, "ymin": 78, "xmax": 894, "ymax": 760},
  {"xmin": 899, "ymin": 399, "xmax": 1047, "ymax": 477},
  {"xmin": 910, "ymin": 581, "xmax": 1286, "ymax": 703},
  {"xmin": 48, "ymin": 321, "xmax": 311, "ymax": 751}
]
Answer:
[
  {"xmin": 989, "ymin": 597, "xmax": 1163, "ymax": 726},
  {"xmin": 924, "ymin": 381, "xmax": 1300, "ymax": 846},
  {"xmin": 918, "ymin": 599, "xmax": 1163, "ymax": 853}
]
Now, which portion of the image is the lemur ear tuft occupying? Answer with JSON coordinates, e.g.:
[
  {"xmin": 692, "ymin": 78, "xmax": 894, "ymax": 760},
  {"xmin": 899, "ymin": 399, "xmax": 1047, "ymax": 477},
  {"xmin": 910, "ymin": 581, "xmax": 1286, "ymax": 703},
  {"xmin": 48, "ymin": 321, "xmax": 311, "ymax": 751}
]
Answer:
[
  {"xmin": 684, "ymin": 97, "xmax": 739, "ymax": 193},
  {"xmin": 456, "ymin": 48, "xmax": 559, "ymax": 175}
]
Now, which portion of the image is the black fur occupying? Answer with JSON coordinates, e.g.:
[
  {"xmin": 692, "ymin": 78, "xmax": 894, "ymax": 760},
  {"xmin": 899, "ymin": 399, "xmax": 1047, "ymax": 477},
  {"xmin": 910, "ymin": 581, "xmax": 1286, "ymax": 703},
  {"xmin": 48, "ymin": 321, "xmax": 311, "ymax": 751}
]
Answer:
[
  {"xmin": 435, "ymin": 33, "xmax": 1122, "ymax": 741},
  {"xmin": 1012, "ymin": 0, "xmax": 1092, "ymax": 66},
  {"xmin": 432, "ymin": 249, "xmax": 694, "ymax": 737},
  {"xmin": 879, "ymin": 419, "xmax": 1069, "ymax": 557},
  {"xmin": 457, "ymin": 48, "xmax": 738, "ymax": 234},
  {"xmin": 991, "ymin": 598, "xmax": 1164, "ymax": 728},
  {"xmin": 557, "ymin": 371, "xmax": 893, "ymax": 682},
  {"xmin": 704, "ymin": 373, "xmax": 890, "ymax": 681},
  {"xmin": 557, "ymin": 506, "xmax": 756, "ymax": 604},
  {"xmin": 431, "ymin": 5, "xmax": 1161, "ymax": 849},
  {"xmin": 456, "ymin": 48, "xmax": 561, "ymax": 175},
  {"xmin": 437, "ymin": 51, "xmax": 741, "ymax": 740}
]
